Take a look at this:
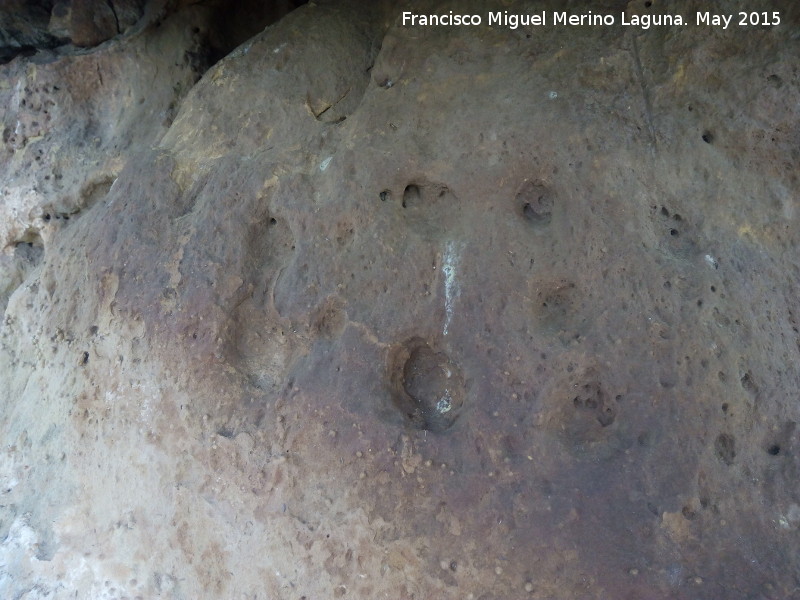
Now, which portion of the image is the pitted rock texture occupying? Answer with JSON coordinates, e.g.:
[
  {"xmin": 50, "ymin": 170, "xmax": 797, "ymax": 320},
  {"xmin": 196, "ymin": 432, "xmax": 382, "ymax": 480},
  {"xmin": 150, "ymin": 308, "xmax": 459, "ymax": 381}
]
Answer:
[{"xmin": 1, "ymin": 0, "xmax": 800, "ymax": 598}]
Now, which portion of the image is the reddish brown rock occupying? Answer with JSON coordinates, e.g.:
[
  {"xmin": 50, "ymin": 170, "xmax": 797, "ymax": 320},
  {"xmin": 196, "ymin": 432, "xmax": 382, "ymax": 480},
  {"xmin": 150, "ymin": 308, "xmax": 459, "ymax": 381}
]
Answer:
[{"xmin": 1, "ymin": 1, "xmax": 799, "ymax": 598}]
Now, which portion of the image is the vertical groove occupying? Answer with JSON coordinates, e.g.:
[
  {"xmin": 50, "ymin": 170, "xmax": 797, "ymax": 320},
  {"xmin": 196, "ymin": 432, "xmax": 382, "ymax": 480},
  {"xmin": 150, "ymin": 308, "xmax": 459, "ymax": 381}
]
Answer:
[{"xmin": 631, "ymin": 35, "xmax": 657, "ymax": 152}]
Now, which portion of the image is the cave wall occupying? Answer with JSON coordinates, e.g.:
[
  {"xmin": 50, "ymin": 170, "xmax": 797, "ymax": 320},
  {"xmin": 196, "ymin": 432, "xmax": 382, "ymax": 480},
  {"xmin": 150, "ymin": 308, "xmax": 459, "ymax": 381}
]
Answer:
[{"xmin": 1, "ymin": 0, "xmax": 799, "ymax": 598}]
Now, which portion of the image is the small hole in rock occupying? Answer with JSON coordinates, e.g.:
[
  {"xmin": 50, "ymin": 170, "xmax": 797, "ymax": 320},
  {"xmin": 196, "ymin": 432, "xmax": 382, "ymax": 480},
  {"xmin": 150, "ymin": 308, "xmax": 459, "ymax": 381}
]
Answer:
[
  {"xmin": 81, "ymin": 352, "xmax": 89, "ymax": 365},
  {"xmin": 767, "ymin": 73, "xmax": 783, "ymax": 88},
  {"xmin": 670, "ymin": 229, "xmax": 679, "ymax": 236},
  {"xmin": 740, "ymin": 372, "xmax": 757, "ymax": 394},
  {"xmin": 702, "ymin": 131, "xmax": 714, "ymax": 144},
  {"xmin": 402, "ymin": 184, "xmax": 421, "ymax": 209},
  {"xmin": 767, "ymin": 444, "xmax": 780, "ymax": 456},
  {"xmin": 269, "ymin": 217, "xmax": 277, "ymax": 225},
  {"xmin": 379, "ymin": 190, "xmax": 391, "ymax": 202}
]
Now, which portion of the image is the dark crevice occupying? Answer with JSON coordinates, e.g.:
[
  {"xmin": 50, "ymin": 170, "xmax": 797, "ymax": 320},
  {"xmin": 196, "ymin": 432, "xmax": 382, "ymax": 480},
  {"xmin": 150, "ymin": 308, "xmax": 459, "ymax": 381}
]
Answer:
[
  {"xmin": 0, "ymin": 1, "xmax": 310, "ymax": 67},
  {"xmin": 203, "ymin": 0, "xmax": 310, "ymax": 68},
  {"xmin": 0, "ymin": 13, "xmax": 60, "ymax": 64},
  {"xmin": 1, "ymin": 233, "xmax": 44, "ymax": 313},
  {"xmin": 105, "ymin": 0, "xmax": 121, "ymax": 33},
  {"xmin": 0, "ymin": 43, "xmax": 44, "ymax": 64}
]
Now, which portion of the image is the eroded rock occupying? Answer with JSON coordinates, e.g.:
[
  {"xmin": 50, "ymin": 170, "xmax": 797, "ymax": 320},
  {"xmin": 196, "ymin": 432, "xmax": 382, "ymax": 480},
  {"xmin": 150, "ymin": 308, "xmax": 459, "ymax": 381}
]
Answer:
[{"xmin": 1, "ymin": 1, "xmax": 799, "ymax": 598}]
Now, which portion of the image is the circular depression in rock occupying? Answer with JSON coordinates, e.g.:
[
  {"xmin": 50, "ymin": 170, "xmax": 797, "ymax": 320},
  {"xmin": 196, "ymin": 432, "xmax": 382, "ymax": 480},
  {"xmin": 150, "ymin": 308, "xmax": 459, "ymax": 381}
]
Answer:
[
  {"xmin": 389, "ymin": 338, "xmax": 465, "ymax": 432},
  {"xmin": 516, "ymin": 180, "xmax": 553, "ymax": 226}
]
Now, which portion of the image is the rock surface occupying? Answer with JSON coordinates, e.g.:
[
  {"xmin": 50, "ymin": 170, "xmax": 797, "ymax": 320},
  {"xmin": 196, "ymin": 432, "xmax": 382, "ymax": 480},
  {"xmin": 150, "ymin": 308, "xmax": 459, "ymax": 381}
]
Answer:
[
  {"xmin": 0, "ymin": 0, "xmax": 304, "ymax": 62},
  {"xmin": 1, "ymin": 0, "xmax": 800, "ymax": 598}
]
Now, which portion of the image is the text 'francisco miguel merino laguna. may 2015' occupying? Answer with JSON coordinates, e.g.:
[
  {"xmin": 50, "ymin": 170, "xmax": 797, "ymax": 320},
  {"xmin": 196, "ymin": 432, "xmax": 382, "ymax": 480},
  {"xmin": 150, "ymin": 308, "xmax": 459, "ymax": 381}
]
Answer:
[{"xmin": 401, "ymin": 10, "xmax": 782, "ymax": 30}]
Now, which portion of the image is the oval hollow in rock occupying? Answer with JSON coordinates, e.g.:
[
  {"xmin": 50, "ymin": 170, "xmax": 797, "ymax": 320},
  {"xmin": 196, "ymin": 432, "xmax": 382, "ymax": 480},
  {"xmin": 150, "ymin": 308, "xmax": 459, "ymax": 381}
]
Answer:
[
  {"xmin": 402, "ymin": 184, "xmax": 421, "ymax": 209},
  {"xmin": 389, "ymin": 337, "xmax": 465, "ymax": 432}
]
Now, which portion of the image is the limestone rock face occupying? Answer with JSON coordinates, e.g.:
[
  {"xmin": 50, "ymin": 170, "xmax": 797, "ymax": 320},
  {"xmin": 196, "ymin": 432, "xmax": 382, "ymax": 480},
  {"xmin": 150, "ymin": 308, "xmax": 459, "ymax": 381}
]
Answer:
[{"xmin": 1, "ymin": 1, "xmax": 799, "ymax": 598}]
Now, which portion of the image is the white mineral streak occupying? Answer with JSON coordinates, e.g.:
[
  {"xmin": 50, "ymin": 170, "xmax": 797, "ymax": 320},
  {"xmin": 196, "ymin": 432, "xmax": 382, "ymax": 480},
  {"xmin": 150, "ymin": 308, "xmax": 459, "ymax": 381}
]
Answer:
[{"xmin": 442, "ymin": 241, "xmax": 462, "ymax": 336}]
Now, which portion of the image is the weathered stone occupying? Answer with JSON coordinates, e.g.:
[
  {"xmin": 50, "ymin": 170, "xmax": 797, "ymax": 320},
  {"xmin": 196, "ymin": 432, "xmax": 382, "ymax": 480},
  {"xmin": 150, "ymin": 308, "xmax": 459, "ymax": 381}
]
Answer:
[{"xmin": 1, "ymin": 0, "xmax": 800, "ymax": 598}]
